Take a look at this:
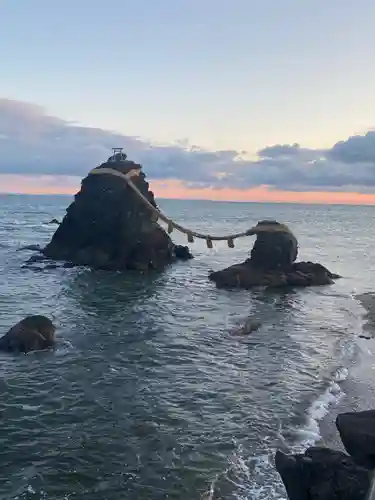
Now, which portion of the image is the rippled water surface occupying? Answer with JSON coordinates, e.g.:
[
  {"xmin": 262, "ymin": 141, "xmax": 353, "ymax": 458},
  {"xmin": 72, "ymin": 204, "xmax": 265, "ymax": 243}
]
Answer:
[{"xmin": 1, "ymin": 195, "xmax": 374, "ymax": 499}]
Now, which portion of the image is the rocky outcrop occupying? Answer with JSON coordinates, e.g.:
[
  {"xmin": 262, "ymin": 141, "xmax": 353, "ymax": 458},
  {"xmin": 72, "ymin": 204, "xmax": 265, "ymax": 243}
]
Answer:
[
  {"xmin": 275, "ymin": 409, "xmax": 375, "ymax": 500},
  {"xmin": 42, "ymin": 152, "xmax": 192, "ymax": 270},
  {"xmin": 0, "ymin": 315, "xmax": 56, "ymax": 353},
  {"xmin": 209, "ymin": 220, "xmax": 340, "ymax": 289},
  {"xmin": 337, "ymin": 410, "xmax": 375, "ymax": 468},
  {"xmin": 275, "ymin": 447, "xmax": 371, "ymax": 500}
]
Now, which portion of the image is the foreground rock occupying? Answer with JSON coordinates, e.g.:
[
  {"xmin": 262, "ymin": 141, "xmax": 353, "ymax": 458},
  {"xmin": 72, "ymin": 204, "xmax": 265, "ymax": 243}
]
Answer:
[
  {"xmin": 0, "ymin": 315, "xmax": 56, "ymax": 353},
  {"xmin": 42, "ymin": 150, "xmax": 192, "ymax": 270},
  {"xmin": 209, "ymin": 220, "xmax": 340, "ymax": 289},
  {"xmin": 275, "ymin": 408, "xmax": 375, "ymax": 499},
  {"xmin": 337, "ymin": 410, "xmax": 375, "ymax": 468},
  {"xmin": 275, "ymin": 447, "xmax": 371, "ymax": 500}
]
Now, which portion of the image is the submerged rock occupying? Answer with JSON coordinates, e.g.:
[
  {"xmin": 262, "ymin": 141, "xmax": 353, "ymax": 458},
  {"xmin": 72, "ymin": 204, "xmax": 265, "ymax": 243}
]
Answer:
[
  {"xmin": 42, "ymin": 151, "xmax": 193, "ymax": 270},
  {"xmin": 0, "ymin": 315, "xmax": 56, "ymax": 353},
  {"xmin": 209, "ymin": 220, "xmax": 340, "ymax": 289},
  {"xmin": 17, "ymin": 244, "xmax": 42, "ymax": 252},
  {"xmin": 232, "ymin": 318, "xmax": 261, "ymax": 335},
  {"xmin": 275, "ymin": 447, "xmax": 371, "ymax": 500}
]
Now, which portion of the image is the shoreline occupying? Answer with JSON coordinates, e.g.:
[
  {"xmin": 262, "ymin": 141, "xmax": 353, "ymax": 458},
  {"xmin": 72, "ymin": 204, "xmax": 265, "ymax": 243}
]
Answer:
[
  {"xmin": 274, "ymin": 293, "xmax": 375, "ymax": 499},
  {"xmin": 317, "ymin": 293, "xmax": 375, "ymax": 451}
]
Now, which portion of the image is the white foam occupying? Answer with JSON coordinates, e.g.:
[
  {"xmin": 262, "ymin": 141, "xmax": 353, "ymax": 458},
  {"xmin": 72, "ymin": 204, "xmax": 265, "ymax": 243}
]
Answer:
[
  {"xmin": 233, "ymin": 368, "xmax": 350, "ymax": 499},
  {"xmin": 238, "ymin": 452, "xmax": 286, "ymax": 500},
  {"xmin": 295, "ymin": 366, "xmax": 348, "ymax": 450},
  {"xmin": 204, "ymin": 367, "xmax": 350, "ymax": 500},
  {"xmin": 204, "ymin": 447, "xmax": 287, "ymax": 500}
]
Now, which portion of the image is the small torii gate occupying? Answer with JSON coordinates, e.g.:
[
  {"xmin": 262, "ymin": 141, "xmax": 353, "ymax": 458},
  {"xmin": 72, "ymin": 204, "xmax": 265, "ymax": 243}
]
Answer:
[{"xmin": 109, "ymin": 148, "xmax": 128, "ymax": 162}]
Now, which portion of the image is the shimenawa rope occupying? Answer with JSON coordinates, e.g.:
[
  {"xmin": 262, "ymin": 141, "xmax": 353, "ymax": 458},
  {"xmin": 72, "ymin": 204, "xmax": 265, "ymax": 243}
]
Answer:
[{"xmin": 89, "ymin": 166, "xmax": 289, "ymax": 248}]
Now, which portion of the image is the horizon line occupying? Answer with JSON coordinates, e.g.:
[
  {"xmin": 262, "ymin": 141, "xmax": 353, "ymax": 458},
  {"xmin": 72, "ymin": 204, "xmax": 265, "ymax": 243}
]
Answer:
[{"xmin": 1, "ymin": 191, "xmax": 375, "ymax": 208}]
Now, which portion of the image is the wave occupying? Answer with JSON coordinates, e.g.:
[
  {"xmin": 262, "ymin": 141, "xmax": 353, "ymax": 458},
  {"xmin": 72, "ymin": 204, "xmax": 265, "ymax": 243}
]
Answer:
[{"xmin": 293, "ymin": 366, "xmax": 348, "ymax": 451}]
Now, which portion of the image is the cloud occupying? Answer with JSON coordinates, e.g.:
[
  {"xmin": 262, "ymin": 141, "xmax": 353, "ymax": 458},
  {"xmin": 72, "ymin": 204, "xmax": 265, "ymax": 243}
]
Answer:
[
  {"xmin": 328, "ymin": 130, "xmax": 375, "ymax": 164},
  {"xmin": 1, "ymin": 97, "xmax": 375, "ymax": 192}
]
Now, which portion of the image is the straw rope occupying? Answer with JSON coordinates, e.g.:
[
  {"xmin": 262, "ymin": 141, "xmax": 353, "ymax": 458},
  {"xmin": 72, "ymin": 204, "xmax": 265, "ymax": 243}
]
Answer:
[{"xmin": 89, "ymin": 166, "xmax": 290, "ymax": 248}]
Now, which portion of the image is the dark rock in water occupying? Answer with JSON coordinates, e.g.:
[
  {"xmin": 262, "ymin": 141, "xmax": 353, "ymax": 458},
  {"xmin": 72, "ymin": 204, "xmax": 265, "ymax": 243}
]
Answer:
[
  {"xmin": 25, "ymin": 254, "xmax": 46, "ymax": 264},
  {"xmin": 232, "ymin": 318, "xmax": 261, "ymax": 335},
  {"xmin": 209, "ymin": 220, "xmax": 340, "ymax": 289},
  {"xmin": 250, "ymin": 220, "xmax": 298, "ymax": 269},
  {"xmin": 275, "ymin": 447, "xmax": 371, "ymax": 500},
  {"xmin": 209, "ymin": 260, "xmax": 338, "ymax": 289},
  {"xmin": 44, "ymin": 263, "xmax": 60, "ymax": 270},
  {"xmin": 48, "ymin": 219, "xmax": 60, "ymax": 225},
  {"xmin": 42, "ymin": 153, "xmax": 193, "ymax": 270},
  {"xmin": 336, "ymin": 410, "xmax": 375, "ymax": 468},
  {"xmin": 17, "ymin": 244, "xmax": 42, "ymax": 252},
  {"xmin": 173, "ymin": 244, "xmax": 193, "ymax": 260},
  {"xmin": 63, "ymin": 261, "xmax": 76, "ymax": 269},
  {"xmin": 21, "ymin": 265, "xmax": 44, "ymax": 272},
  {"xmin": 0, "ymin": 315, "xmax": 56, "ymax": 354}
]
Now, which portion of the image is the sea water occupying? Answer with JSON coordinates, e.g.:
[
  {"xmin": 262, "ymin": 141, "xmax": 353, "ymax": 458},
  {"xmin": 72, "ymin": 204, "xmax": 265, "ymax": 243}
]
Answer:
[{"xmin": 0, "ymin": 195, "xmax": 374, "ymax": 499}]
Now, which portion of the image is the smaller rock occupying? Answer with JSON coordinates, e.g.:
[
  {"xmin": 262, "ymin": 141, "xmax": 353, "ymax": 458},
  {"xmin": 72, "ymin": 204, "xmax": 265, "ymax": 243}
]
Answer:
[
  {"xmin": 63, "ymin": 262, "xmax": 76, "ymax": 269},
  {"xmin": 336, "ymin": 410, "xmax": 375, "ymax": 468},
  {"xmin": 25, "ymin": 254, "xmax": 46, "ymax": 264},
  {"xmin": 173, "ymin": 245, "xmax": 193, "ymax": 260},
  {"xmin": 17, "ymin": 244, "xmax": 42, "ymax": 252},
  {"xmin": 209, "ymin": 220, "xmax": 340, "ymax": 290},
  {"xmin": 44, "ymin": 264, "xmax": 60, "ymax": 270},
  {"xmin": 21, "ymin": 265, "xmax": 44, "ymax": 272},
  {"xmin": 0, "ymin": 316, "xmax": 56, "ymax": 354},
  {"xmin": 232, "ymin": 318, "xmax": 261, "ymax": 335},
  {"xmin": 249, "ymin": 220, "xmax": 298, "ymax": 269},
  {"xmin": 48, "ymin": 219, "xmax": 60, "ymax": 225}
]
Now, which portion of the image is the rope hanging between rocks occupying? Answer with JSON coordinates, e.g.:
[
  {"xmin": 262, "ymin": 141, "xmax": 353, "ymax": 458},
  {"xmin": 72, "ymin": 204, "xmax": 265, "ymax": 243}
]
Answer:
[{"xmin": 89, "ymin": 167, "xmax": 289, "ymax": 248}]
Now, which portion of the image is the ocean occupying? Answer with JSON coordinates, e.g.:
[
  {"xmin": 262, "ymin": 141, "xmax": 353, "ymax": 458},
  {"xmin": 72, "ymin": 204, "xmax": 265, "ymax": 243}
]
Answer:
[{"xmin": 0, "ymin": 194, "xmax": 375, "ymax": 499}]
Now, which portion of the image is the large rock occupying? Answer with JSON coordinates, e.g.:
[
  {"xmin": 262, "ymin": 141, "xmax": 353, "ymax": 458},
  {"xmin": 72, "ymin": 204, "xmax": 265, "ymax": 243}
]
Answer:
[
  {"xmin": 275, "ymin": 447, "xmax": 371, "ymax": 500},
  {"xmin": 0, "ymin": 315, "xmax": 56, "ymax": 353},
  {"xmin": 209, "ymin": 220, "xmax": 340, "ymax": 289},
  {"xmin": 336, "ymin": 410, "xmax": 375, "ymax": 468},
  {"xmin": 43, "ymin": 152, "xmax": 192, "ymax": 270}
]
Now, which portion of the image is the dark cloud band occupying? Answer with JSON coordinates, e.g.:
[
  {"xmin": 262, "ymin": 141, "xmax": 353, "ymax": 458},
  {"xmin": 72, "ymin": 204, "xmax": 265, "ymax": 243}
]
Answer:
[{"xmin": 1, "ymin": 98, "xmax": 375, "ymax": 192}]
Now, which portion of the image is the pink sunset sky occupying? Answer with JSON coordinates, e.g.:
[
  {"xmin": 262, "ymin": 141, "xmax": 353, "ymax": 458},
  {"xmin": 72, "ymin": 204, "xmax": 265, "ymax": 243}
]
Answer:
[{"xmin": 2, "ymin": 175, "xmax": 375, "ymax": 206}]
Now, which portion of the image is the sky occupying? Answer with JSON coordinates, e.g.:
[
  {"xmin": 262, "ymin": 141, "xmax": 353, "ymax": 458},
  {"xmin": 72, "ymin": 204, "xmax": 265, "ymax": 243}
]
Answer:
[{"xmin": 1, "ymin": 0, "xmax": 375, "ymax": 203}]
